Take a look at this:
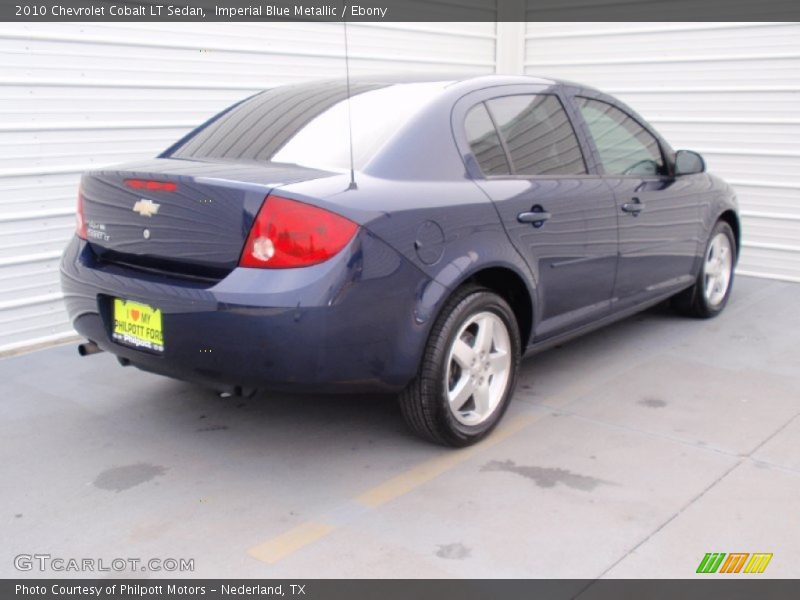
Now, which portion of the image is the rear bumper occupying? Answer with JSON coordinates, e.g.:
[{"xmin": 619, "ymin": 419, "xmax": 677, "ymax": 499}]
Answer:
[{"xmin": 60, "ymin": 232, "xmax": 432, "ymax": 393}]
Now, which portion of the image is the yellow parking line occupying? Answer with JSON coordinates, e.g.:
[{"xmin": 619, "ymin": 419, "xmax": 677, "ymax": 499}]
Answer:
[
  {"xmin": 247, "ymin": 413, "xmax": 541, "ymax": 565},
  {"xmin": 247, "ymin": 521, "xmax": 336, "ymax": 564},
  {"xmin": 356, "ymin": 414, "xmax": 539, "ymax": 508}
]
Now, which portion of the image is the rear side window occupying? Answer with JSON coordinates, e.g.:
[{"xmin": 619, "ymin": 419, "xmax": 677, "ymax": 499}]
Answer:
[
  {"xmin": 168, "ymin": 81, "xmax": 449, "ymax": 171},
  {"xmin": 576, "ymin": 97, "xmax": 664, "ymax": 176},
  {"xmin": 464, "ymin": 104, "xmax": 511, "ymax": 176},
  {"xmin": 486, "ymin": 94, "xmax": 587, "ymax": 176}
]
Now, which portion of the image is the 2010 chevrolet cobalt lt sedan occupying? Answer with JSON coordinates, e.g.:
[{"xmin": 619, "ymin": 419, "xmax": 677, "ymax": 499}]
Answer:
[{"xmin": 61, "ymin": 75, "xmax": 740, "ymax": 446}]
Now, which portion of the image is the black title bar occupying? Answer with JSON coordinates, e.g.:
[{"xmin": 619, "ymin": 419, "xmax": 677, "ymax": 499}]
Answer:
[
  {"xmin": 2, "ymin": 0, "xmax": 800, "ymax": 22},
  {"xmin": 4, "ymin": 579, "xmax": 800, "ymax": 600}
]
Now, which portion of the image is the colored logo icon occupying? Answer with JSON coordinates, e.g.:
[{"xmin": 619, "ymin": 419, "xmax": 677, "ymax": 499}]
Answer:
[{"xmin": 696, "ymin": 552, "xmax": 773, "ymax": 574}]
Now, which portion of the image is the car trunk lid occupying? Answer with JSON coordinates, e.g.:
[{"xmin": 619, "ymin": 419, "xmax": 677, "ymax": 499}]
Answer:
[{"xmin": 81, "ymin": 158, "xmax": 334, "ymax": 280}]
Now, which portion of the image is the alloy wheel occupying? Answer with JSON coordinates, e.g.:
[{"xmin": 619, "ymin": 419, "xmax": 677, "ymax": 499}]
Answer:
[
  {"xmin": 445, "ymin": 311, "xmax": 512, "ymax": 426},
  {"xmin": 704, "ymin": 232, "xmax": 733, "ymax": 307}
]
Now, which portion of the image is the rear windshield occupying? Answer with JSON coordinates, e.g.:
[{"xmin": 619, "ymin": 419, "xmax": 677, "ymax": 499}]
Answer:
[{"xmin": 168, "ymin": 81, "xmax": 449, "ymax": 171}]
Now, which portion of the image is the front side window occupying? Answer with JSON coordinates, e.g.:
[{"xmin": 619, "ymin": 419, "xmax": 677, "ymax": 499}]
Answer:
[
  {"xmin": 486, "ymin": 94, "xmax": 587, "ymax": 176},
  {"xmin": 576, "ymin": 97, "xmax": 664, "ymax": 177}
]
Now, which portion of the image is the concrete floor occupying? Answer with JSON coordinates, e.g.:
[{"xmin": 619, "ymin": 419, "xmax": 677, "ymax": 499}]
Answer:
[{"xmin": 1, "ymin": 275, "xmax": 798, "ymax": 579}]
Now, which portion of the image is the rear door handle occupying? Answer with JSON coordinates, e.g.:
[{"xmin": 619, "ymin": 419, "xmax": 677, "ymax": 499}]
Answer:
[
  {"xmin": 518, "ymin": 209, "xmax": 551, "ymax": 228},
  {"xmin": 621, "ymin": 198, "xmax": 645, "ymax": 215}
]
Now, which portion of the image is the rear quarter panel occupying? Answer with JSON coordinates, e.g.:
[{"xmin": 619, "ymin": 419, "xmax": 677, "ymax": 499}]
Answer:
[{"xmin": 280, "ymin": 174, "xmax": 535, "ymax": 341}]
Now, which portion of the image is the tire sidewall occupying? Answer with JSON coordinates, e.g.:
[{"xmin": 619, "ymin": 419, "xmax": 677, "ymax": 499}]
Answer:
[{"xmin": 426, "ymin": 291, "xmax": 521, "ymax": 446}]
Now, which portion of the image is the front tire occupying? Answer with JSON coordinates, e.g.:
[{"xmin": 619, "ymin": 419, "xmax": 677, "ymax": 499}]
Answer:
[
  {"xmin": 400, "ymin": 286, "xmax": 521, "ymax": 447},
  {"xmin": 673, "ymin": 220, "xmax": 736, "ymax": 318}
]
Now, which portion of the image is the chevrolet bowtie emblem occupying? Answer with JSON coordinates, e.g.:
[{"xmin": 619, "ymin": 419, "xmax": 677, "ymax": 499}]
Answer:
[{"xmin": 132, "ymin": 199, "xmax": 160, "ymax": 217}]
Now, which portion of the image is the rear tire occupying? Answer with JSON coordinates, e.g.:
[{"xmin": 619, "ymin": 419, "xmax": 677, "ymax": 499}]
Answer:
[
  {"xmin": 672, "ymin": 220, "xmax": 736, "ymax": 318},
  {"xmin": 399, "ymin": 286, "xmax": 521, "ymax": 447}
]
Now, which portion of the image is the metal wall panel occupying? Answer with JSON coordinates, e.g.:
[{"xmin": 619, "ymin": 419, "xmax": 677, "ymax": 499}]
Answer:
[
  {"xmin": 0, "ymin": 21, "xmax": 496, "ymax": 353},
  {"xmin": 525, "ymin": 22, "xmax": 800, "ymax": 283},
  {"xmin": 6, "ymin": 20, "xmax": 796, "ymax": 353}
]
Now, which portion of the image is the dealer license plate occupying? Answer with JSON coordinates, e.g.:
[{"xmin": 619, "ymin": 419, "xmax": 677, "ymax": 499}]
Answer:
[{"xmin": 112, "ymin": 298, "xmax": 164, "ymax": 353}]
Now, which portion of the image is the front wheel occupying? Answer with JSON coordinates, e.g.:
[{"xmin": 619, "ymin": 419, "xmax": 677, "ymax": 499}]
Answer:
[
  {"xmin": 399, "ymin": 286, "xmax": 521, "ymax": 447},
  {"xmin": 673, "ymin": 220, "xmax": 736, "ymax": 318}
]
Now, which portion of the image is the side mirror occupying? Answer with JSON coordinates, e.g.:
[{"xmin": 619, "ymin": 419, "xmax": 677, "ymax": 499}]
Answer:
[{"xmin": 674, "ymin": 150, "xmax": 705, "ymax": 176}]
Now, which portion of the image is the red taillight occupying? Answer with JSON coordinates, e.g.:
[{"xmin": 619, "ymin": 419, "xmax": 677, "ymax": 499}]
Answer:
[
  {"xmin": 76, "ymin": 187, "xmax": 87, "ymax": 240},
  {"xmin": 125, "ymin": 179, "xmax": 177, "ymax": 192},
  {"xmin": 239, "ymin": 195, "xmax": 358, "ymax": 269}
]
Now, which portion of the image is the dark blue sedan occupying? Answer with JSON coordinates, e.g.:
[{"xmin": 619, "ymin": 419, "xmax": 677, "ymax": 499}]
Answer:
[{"xmin": 61, "ymin": 75, "xmax": 740, "ymax": 446}]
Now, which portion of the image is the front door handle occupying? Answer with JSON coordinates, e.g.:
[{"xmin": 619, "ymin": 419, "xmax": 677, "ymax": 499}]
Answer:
[
  {"xmin": 518, "ymin": 207, "xmax": 551, "ymax": 228},
  {"xmin": 621, "ymin": 198, "xmax": 645, "ymax": 216}
]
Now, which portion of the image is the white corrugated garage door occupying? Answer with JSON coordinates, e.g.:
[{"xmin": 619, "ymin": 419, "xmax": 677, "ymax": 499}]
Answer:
[
  {"xmin": 3, "ymin": 21, "xmax": 798, "ymax": 354},
  {"xmin": 525, "ymin": 22, "xmax": 800, "ymax": 283},
  {"xmin": 0, "ymin": 21, "xmax": 497, "ymax": 353}
]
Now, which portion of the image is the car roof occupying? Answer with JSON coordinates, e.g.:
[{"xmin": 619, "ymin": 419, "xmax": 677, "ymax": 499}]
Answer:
[
  {"xmin": 268, "ymin": 73, "xmax": 599, "ymax": 94},
  {"xmin": 348, "ymin": 73, "xmax": 556, "ymax": 85}
]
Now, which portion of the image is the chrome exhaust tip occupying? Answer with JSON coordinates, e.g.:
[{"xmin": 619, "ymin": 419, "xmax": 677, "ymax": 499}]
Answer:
[
  {"xmin": 218, "ymin": 385, "xmax": 257, "ymax": 398},
  {"xmin": 77, "ymin": 341, "xmax": 103, "ymax": 356}
]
